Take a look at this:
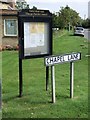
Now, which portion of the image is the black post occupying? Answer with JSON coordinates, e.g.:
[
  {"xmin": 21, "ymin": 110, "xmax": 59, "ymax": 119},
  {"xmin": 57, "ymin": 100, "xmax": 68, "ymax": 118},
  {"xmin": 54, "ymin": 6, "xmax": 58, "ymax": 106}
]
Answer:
[
  {"xmin": 19, "ymin": 58, "xmax": 23, "ymax": 97},
  {"xmin": 46, "ymin": 66, "xmax": 49, "ymax": 91}
]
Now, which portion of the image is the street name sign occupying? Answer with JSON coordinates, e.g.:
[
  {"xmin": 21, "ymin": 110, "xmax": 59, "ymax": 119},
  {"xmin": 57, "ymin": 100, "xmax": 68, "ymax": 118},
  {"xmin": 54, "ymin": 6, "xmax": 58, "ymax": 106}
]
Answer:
[
  {"xmin": 45, "ymin": 52, "xmax": 81, "ymax": 103},
  {"xmin": 45, "ymin": 52, "xmax": 81, "ymax": 66}
]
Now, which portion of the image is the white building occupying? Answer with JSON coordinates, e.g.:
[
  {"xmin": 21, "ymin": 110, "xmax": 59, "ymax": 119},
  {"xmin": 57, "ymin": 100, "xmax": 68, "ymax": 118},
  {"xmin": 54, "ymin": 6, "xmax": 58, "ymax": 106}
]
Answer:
[{"xmin": 88, "ymin": 1, "xmax": 90, "ymax": 19}]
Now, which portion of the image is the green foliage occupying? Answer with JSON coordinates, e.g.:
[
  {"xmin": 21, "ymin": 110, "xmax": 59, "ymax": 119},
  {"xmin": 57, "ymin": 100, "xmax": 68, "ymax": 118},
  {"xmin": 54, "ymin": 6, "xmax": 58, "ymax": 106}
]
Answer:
[
  {"xmin": 52, "ymin": 5, "xmax": 82, "ymax": 29},
  {"xmin": 31, "ymin": 6, "xmax": 37, "ymax": 10},
  {"xmin": 15, "ymin": 0, "xmax": 30, "ymax": 10},
  {"xmin": 82, "ymin": 18, "xmax": 90, "ymax": 28},
  {"xmin": 52, "ymin": 13, "xmax": 59, "ymax": 28},
  {"xmin": 2, "ymin": 31, "xmax": 88, "ymax": 118}
]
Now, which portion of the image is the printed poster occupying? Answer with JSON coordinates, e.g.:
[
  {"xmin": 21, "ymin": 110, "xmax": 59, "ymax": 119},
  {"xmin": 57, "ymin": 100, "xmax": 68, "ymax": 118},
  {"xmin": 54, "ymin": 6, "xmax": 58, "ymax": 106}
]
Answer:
[{"xmin": 24, "ymin": 22, "xmax": 45, "ymax": 48}]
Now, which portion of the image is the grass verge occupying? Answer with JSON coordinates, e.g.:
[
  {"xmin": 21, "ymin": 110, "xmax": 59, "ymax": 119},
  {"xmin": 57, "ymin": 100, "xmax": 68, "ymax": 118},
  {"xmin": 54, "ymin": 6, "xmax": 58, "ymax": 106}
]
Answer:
[{"xmin": 2, "ymin": 31, "xmax": 88, "ymax": 118}]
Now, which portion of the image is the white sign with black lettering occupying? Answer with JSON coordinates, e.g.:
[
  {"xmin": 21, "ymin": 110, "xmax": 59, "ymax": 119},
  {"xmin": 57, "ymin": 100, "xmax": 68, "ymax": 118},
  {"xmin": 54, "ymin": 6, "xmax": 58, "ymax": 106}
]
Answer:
[{"xmin": 45, "ymin": 53, "xmax": 81, "ymax": 66}]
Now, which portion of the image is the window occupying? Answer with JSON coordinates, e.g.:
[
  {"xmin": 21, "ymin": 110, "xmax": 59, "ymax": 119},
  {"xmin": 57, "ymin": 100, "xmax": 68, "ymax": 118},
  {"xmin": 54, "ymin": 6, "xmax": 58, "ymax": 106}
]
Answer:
[{"xmin": 4, "ymin": 19, "xmax": 18, "ymax": 36}]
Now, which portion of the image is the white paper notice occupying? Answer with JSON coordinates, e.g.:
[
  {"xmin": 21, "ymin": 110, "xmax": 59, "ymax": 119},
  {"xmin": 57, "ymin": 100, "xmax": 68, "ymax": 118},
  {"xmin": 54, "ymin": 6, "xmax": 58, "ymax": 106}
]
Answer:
[
  {"xmin": 30, "ymin": 34, "xmax": 37, "ymax": 47},
  {"xmin": 24, "ymin": 23, "xmax": 31, "ymax": 48},
  {"xmin": 24, "ymin": 22, "xmax": 45, "ymax": 48},
  {"xmin": 37, "ymin": 33, "xmax": 44, "ymax": 46}
]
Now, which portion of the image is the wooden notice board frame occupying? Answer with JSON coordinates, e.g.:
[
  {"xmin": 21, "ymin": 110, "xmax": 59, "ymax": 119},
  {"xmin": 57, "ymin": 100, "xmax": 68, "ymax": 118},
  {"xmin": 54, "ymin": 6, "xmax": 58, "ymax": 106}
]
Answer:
[{"xmin": 18, "ymin": 9, "xmax": 52, "ymax": 59}]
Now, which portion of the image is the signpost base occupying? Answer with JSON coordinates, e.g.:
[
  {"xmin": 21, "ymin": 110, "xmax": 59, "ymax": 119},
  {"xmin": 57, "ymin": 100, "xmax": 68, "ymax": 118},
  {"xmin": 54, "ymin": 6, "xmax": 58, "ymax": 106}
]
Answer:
[
  {"xmin": 70, "ymin": 62, "xmax": 74, "ymax": 98},
  {"xmin": 51, "ymin": 66, "xmax": 55, "ymax": 103}
]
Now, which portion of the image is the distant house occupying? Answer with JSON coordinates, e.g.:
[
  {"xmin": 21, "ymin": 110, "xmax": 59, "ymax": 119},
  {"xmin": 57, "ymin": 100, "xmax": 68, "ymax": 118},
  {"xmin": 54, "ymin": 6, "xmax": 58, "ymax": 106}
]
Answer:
[
  {"xmin": 88, "ymin": 1, "xmax": 90, "ymax": 19},
  {"xmin": 0, "ymin": 0, "xmax": 18, "ymax": 47}
]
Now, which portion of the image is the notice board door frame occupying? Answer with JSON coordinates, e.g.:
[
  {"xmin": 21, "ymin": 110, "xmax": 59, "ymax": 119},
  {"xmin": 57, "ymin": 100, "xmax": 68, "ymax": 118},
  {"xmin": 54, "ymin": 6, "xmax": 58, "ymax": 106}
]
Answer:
[{"xmin": 18, "ymin": 16, "xmax": 52, "ymax": 59}]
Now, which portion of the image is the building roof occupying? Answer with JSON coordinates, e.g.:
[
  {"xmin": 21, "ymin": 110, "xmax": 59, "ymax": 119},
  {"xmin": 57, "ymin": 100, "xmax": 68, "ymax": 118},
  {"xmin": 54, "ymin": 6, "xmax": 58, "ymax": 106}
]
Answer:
[
  {"xmin": 0, "ymin": 0, "xmax": 16, "ymax": 10},
  {"xmin": 0, "ymin": 0, "xmax": 9, "ymax": 3},
  {"xmin": 0, "ymin": 0, "xmax": 14, "ymax": 3},
  {"xmin": 0, "ymin": 9, "xmax": 17, "ymax": 16}
]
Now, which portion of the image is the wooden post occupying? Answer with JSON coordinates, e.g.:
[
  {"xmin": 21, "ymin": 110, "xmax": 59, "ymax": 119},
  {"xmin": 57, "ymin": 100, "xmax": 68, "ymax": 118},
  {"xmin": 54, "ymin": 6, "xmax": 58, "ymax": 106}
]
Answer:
[
  {"xmin": 70, "ymin": 62, "xmax": 74, "ymax": 98},
  {"xmin": 19, "ymin": 58, "xmax": 23, "ymax": 97},
  {"xmin": 51, "ymin": 65, "xmax": 55, "ymax": 103},
  {"xmin": 46, "ymin": 66, "xmax": 49, "ymax": 91}
]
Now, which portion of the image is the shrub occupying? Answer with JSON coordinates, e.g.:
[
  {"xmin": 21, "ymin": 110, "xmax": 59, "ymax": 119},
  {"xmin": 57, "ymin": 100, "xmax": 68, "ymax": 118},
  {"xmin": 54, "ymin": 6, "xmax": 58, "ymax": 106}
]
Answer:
[{"xmin": 0, "ymin": 44, "xmax": 19, "ymax": 51}]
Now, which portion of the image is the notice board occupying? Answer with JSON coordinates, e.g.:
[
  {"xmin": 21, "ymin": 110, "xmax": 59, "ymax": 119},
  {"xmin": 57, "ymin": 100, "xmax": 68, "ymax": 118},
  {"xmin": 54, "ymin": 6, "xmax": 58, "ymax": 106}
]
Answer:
[{"xmin": 18, "ymin": 9, "xmax": 52, "ymax": 59}]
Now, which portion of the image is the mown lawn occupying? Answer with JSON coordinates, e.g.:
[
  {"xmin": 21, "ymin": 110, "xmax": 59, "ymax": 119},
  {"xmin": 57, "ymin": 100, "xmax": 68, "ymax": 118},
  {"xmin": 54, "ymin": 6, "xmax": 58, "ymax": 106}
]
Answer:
[{"xmin": 2, "ymin": 30, "xmax": 88, "ymax": 118}]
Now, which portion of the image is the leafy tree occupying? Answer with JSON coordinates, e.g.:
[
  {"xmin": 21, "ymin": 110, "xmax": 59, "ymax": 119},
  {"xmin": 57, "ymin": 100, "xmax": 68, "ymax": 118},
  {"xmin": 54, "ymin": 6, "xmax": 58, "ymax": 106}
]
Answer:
[
  {"xmin": 60, "ymin": 6, "xmax": 81, "ymax": 28},
  {"xmin": 15, "ymin": 0, "xmax": 30, "ymax": 10},
  {"xmin": 52, "ymin": 13, "xmax": 59, "ymax": 28},
  {"xmin": 31, "ymin": 6, "xmax": 37, "ymax": 10},
  {"xmin": 52, "ymin": 5, "xmax": 82, "ymax": 29},
  {"xmin": 82, "ymin": 19, "xmax": 90, "ymax": 28}
]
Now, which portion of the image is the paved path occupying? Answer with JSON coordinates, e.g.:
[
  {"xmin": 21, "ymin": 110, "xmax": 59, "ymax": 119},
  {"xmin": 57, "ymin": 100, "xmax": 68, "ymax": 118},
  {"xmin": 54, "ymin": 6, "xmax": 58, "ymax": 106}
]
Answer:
[{"xmin": 84, "ymin": 29, "xmax": 90, "ymax": 40}]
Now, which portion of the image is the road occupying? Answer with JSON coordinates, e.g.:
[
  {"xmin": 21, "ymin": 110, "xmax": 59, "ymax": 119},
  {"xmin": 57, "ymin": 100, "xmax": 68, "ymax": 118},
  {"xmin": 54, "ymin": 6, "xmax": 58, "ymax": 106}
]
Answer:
[{"xmin": 84, "ymin": 29, "xmax": 90, "ymax": 40}]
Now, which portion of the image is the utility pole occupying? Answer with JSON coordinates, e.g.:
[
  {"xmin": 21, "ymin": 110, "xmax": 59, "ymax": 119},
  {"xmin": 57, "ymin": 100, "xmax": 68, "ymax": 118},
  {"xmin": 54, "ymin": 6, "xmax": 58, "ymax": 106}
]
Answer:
[
  {"xmin": 69, "ymin": 22, "xmax": 70, "ymax": 32},
  {"xmin": 84, "ymin": 14, "xmax": 86, "ymax": 20}
]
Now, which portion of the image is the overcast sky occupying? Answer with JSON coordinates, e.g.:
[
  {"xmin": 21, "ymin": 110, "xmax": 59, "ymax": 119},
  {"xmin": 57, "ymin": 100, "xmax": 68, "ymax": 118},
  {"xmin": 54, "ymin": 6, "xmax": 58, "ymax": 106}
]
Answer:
[{"xmin": 25, "ymin": 0, "xmax": 89, "ymax": 19}]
